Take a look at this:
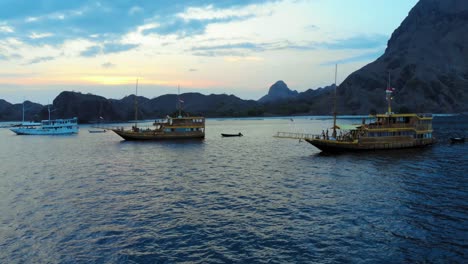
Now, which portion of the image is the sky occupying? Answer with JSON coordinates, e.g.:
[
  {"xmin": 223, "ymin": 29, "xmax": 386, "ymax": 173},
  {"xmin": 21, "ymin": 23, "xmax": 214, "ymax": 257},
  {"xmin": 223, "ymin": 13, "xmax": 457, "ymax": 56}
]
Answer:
[{"xmin": 0, "ymin": 0, "xmax": 418, "ymax": 104}]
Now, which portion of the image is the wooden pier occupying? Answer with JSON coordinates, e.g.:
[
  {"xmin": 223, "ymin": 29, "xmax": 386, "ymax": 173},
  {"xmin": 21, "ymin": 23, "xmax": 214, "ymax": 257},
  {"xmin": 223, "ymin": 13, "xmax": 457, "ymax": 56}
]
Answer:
[{"xmin": 274, "ymin": 131, "xmax": 320, "ymax": 140}]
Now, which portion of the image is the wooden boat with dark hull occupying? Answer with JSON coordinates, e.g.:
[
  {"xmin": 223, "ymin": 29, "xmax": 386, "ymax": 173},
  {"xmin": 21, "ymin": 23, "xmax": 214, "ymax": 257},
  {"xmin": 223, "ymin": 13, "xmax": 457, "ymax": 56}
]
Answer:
[
  {"xmin": 112, "ymin": 117, "xmax": 205, "ymax": 141},
  {"xmin": 221, "ymin": 133, "xmax": 243, "ymax": 137},
  {"xmin": 450, "ymin": 137, "xmax": 465, "ymax": 143},
  {"xmin": 89, "ymin": 129, "xmax": 106, "ymax": 133},
  {"xmin": 305, "ymin": 68, "xmax": 435, "ymax": 152},
  {"xmin": 110, "ymin": 81, "xmax": 205, "ymax": 141},
  {"xmin": 305, "ymin": 113, "xmax": 436, "ymax": 152}
]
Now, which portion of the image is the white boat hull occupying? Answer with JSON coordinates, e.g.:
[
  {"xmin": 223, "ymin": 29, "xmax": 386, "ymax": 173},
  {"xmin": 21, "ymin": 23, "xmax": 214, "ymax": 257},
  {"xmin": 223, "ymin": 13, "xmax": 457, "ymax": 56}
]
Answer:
[
  {"xmin": 10, "ymin": 127, "xmax": 79, "ymax": 135},
  {"xmin": 10, "ymin": 117, "xmax": 79, "ymax": 135}
]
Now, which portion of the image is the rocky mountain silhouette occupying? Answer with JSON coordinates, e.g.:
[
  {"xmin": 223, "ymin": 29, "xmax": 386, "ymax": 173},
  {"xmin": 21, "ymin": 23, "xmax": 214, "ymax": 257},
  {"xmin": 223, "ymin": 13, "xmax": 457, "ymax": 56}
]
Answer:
[
  {"xmin": 335, "ymin": 0, "xmax": 468, "ymax": 114},
  {"xmin": 258, "ymin": 81, "xmax": 298, "ymax": 103}
]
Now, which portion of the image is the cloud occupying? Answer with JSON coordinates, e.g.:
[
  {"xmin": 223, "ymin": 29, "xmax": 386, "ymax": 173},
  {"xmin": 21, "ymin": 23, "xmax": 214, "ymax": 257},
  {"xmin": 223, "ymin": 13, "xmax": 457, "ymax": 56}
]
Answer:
[
  {"xmin": 0, "ymin": 25, "xmax": 14, "ymax": 33},
  {"xmin": 80, "ymin": 42, "xmax": 139, "ymax": 57},
  {"xmin": 321, "ymin": 50, "xmax": 384, "ymax": 66},
  {"xmin": 143, "ymin": 15, "xmax": 254, "ymax": 38},
  {"xmin": 0, "ymin": 52, "xmax": 23, "ymax": 61},
  {"xmin": 304, "ymin": 24, "xmax": 318, "ymax": 31},
  {"xmin": 0, "ymin": 0, "xmax": 275, "ymax": 46},
  {"xmin": 29, "ymin": 32, "xmax": 53, "ymax": 39},
  {"xmin": 192, "ymin": 50, "xmax": 248, "ymax": 57},
  {"xmin": 102, "ymin": 62, "xmax": 116, "ymax": 68},
  {"xmin": 28, "ymin": 56, "xmax": 55, "ymax": 64},
  {"xmin": 188, "ymin": 34, "xmax": 388, "ymax": 58},
  {"xmin": 80, "ymin": 45, "xmax": 101, "ymax": 57},
  {"xmin": 102, "ymin": 43, "xmax": 139, "ymax": 53},
  {"xmin": 0, "ymin": 72, "xmax": 36, "ymax": 78},
  {"xmin": 224, "ymin": 56, "xmax": 263, "ymax": 62},
  {"xmin": 192, "ymin": 42, "xmax": 263, "ymax": 51},
  {"xmin": 318, "ymin": 34, "xmax": 388, "ymax": 50},
  {"xmin": 129, "ymin": 6, "xmax": 143, "ymax": 16},
  {"xmin": 189, "ymin": 40, "xmax": 315, "ymax": 56}
]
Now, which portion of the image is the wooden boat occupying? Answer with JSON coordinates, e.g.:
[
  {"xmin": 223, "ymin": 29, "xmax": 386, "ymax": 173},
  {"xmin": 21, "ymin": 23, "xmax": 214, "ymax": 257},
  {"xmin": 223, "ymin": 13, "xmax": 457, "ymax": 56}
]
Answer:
[
  {"xmin": 112, "ymin": 117, "xmax": 205, "ymax": 140},
  {"xmin": 111, "ymin": 81, "xmax": 205, "ymax": 141},
  {"xmin": 304, "ymin": 68, "xmax": 435, "ymax": 152},
  {"xmin": 89, "ymin": 129, "xmax": 107, "ymax": 133},
  {"xmin": 221, "ymin": 133, "xmax": 243, "ymax": 137},
  {"xmin": 305, "ymin": 113, "xmax": 436, "ymax": 152},
  {"xmin": 450, "ymin": 137, "xmax": 465, "ymax": 143}
]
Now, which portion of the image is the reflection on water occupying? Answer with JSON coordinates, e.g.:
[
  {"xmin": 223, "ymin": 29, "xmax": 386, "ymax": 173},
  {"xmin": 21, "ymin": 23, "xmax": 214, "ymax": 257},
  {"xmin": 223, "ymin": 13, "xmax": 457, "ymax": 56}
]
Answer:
[{"xmin": 0, "ymin": 116, "xmax": 467, "ymax": 263}]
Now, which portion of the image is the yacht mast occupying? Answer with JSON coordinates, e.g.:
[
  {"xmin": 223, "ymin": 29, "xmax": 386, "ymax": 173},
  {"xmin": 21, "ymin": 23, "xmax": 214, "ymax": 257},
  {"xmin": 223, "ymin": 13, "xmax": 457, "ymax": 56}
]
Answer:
[
  {"xmin": 134, "ymin": 79, "xmax": 138, "ymax": 128},
  {"xmin": 387, "ymin": 72, "xmax": 392, "ymax": 115},
  {"xmin": 22, "ymin": 99, "xmax": 25, "ymax": 124},
  {"xmin": 178, "ymin": 85, "xmax": 181, "ymax": 118},
  {"xmin": 332, "ymin": 64, "xmax": 338, "ymax": 139},
  {"xmin": 48, "ymin": 105, "xmax": 51, "ymax": 121}
]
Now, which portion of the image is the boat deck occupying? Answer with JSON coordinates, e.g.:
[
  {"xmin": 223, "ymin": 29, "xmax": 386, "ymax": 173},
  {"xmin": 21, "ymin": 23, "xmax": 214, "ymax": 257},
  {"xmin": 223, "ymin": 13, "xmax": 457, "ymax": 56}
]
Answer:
[{"xmin": 274, "ymin": 131, "xmax": 320, "ymax": 140}]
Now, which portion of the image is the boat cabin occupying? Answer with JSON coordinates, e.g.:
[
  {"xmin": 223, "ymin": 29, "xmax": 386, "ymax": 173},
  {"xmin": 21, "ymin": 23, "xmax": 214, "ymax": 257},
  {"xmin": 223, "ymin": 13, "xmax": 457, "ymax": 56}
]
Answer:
[
  {"xmin": 365, "ymin": 113, "xmax": 433, "ymax": 139},
  {"xmin": 152, "ymin": 116, "xmax": 205, "ymax": 133}
]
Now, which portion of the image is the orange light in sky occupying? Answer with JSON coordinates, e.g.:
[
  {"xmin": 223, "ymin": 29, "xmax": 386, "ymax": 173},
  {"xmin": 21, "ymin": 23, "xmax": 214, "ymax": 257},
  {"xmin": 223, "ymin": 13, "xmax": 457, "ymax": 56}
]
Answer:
[{"xmin": 1, "ymin": 74, "xmax": 223, "ymax": 89}]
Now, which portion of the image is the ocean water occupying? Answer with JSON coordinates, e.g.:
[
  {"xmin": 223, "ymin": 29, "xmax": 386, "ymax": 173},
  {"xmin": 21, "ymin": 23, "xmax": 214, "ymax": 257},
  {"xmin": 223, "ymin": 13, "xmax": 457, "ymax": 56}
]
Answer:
[{"xmin": 0, "ymin": 116, "xmax": 467, "ymax": 263}]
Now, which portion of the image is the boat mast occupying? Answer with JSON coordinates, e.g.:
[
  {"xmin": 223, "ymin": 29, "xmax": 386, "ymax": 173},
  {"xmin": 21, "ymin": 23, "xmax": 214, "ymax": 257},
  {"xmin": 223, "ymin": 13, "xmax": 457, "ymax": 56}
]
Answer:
[
  {"xmin": 387, "ymin": 72, "xmax": 392, "ymax": 115},
  {"xmin": 332, "ymin": 64, "xmax": 338, "ymax": 138},
  {"xmin": 134, "ymin": 78, "xmax": 138, "ymax": 128},
  {"xmin": 22, "ymin": 98, "xmax": 25, "ymax": 123},
  {"xmin": 47, "ymin": 101, "xmax": 56, "ymax": 121},
  {"xmin": 178, "ymin": 85, "xmax": 181, "ymax": 118}
]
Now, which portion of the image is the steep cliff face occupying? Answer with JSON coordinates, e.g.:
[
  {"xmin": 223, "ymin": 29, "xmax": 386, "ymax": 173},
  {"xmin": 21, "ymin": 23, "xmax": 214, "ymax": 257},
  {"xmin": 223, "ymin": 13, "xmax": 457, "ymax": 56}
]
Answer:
[{"xmin": 339, "ymin": 0, "xmax": 468, "ymax": 114}]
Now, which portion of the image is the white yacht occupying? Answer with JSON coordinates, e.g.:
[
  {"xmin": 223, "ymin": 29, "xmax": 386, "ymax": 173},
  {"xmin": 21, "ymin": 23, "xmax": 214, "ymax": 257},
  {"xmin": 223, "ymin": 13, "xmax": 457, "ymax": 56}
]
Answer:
[
  {"xmin": 10, "ymin": 117, "xmax": 79, "ymax": 135},
  {"xmin": 10, "ymin": 105, "xmax": 79, "ymax": 135}
]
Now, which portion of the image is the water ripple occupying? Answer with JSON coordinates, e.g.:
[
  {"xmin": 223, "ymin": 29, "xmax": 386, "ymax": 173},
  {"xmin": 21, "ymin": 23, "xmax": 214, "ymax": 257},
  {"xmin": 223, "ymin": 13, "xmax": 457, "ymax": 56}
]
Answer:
[{"xmin": 0, "ymin": 117, "xmax": 467, "ymax": 263}]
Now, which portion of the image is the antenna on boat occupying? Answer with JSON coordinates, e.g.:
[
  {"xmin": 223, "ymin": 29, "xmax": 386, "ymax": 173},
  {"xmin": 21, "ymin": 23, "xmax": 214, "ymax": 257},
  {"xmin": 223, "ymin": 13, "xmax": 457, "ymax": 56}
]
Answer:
[
  {"xmin": 332, "ymin": 64, "xmax": 338, "ymax": 139},
  {"xmin": 22, "ymin": 97, "xmax": 25, "ymax": 124},
  {"xmin": 47, "ymin": 102, "xmax": 56, "ymax": 121},
  {"xmin": 386, "ymin": 72, "xmax": 394, "ymax": 115},
  {"xmin": 135, "ymin": 78, "xmax": 138, "ymax": 128},
  {"xmin": 177, "ymin": 85, "xmax": 182, "ymax": 118}
]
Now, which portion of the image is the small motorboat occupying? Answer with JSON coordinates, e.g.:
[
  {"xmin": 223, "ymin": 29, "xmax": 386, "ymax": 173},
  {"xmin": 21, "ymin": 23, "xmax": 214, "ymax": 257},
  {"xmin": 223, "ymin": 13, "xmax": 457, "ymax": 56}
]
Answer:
[
  {"xmin": 89, "ymin": 129, "xmax": 107, "ymax": 133},
  {"xmin": 221, "ymin": 132, "xmax": 243, "ymax": 137},
  {"xmin": 450, "ymin": 137, "xmax": 465, "ymax": 143}
]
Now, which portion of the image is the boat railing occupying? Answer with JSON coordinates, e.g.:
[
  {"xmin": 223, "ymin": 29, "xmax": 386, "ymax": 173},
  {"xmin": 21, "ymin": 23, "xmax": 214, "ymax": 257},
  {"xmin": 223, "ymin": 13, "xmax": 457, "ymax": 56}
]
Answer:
[
  {"xmin": 106, "ymin": 124, "xmax": 158, "ymax": 131},
  {"xmin": 274, "ymin": 131, "xmax": 320, "ymax": 140},
  {"xmin": 367, "ymin": 123, "xmax": 432, "ymax": 131},
  {"xmin": 417, "ymin": 113, "xmax": 432, "ymax": 118},
  {"xmin": 368, "ymin": 123, "xmax": 412, "ymax": 129}
]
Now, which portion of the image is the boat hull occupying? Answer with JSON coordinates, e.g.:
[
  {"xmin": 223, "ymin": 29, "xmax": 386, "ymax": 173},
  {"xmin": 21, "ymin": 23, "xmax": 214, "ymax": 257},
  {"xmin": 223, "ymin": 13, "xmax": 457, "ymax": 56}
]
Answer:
[
  {"xmin": 305, "ymin": 137, "xmax": 435, "ymax": 152},
  {"xmin": 221, "ymin": 133, "xmax": 242, "ymax": 137},
  {"xmin": 450, "ymin": 137, "xmax": 465, "ymax": 143},
  {"xmin": 112, "ymin": 129, "xmax": 204, "ymax": 140},
  {"xmin": 89, "ymin": 130, "xmax": 107, "ymax": 133},
  {"xmin": 10, "ymin": 127, "xmax": 78, "ymax": 135}
]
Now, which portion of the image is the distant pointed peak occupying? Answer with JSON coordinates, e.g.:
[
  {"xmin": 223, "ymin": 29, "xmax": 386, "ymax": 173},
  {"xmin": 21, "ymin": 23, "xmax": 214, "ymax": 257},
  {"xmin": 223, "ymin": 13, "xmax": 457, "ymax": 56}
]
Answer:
[{"xmin": 259, "ymin": 80, "xmax": 298, "ymax": 103}]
